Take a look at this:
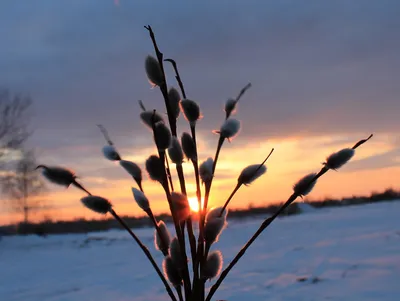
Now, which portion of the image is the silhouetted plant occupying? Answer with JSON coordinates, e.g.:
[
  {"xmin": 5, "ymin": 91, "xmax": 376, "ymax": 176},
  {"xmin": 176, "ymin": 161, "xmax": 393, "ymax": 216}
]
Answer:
[{"xmin": 37, "ymin": 25, "xmax": 373, "ymax": 301}]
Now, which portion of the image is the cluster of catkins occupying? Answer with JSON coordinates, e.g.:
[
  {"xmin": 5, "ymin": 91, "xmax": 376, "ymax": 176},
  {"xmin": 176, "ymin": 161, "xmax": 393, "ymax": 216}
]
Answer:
[{"xmin": 36, "ymin": 32, "xmax": 372, "ymax": 301}]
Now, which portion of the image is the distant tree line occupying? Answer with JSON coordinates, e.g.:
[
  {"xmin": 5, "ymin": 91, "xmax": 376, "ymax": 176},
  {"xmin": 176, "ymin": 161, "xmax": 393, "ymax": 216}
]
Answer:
[
  {"xmin": 0, "ymin": 187, "xmax": 399, "ymax": 236},
  {"xmin": 0, "ymin": 90, "xmax": 46, "ymax": 225}
]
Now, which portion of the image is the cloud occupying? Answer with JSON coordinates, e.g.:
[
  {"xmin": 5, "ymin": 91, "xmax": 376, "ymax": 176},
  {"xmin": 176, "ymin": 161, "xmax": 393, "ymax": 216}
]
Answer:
[
  {"xmin": 0, "ymin": 0, "xmax": 398, "ymax": 148},
  {"xmin": 1, "ymin": 1, "xmax": 399, "ymax": 224}
]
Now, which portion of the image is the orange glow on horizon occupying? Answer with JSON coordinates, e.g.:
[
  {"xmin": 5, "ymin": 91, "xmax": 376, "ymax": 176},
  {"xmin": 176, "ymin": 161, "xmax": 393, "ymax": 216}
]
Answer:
[{"xmin": 1, "ymin": 134, "xmax": 399, "ymax": 226}]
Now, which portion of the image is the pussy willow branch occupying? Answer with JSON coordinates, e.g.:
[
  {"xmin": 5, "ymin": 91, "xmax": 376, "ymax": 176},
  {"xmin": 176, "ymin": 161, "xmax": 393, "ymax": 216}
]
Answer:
[
  {"xmin": 151, "ymin": 111, "xmax": 192, "ymax": 299},
  {"xmin": 201, "ymin": 135, "xmax": 224, "ymax": 232},
  {"xmin": 206, "ymin": 169, "xmax": 326, "ymax": 301},
  {"xmin": 160, "ymin": 151, "xmax": 192, "ymax": 299},
  {"xmin": 145, "ymin": 29, "xmax": 197, "ymax": 297},
  {"xmin": 206, "ymin": 134, "xmax": 373, "ymax": 301},
  {"xmin": 144, "ymin": 25, "xmax": 177, "ymax": 137},
  {"xmin": 109, "ymin": 209, "xmax": 177, "ymax": 301},
  {"xmin": 176, "ymin": 163, "xmax": 197, "ymax": 266},
  {"xmin": 165, "ymin": 56, "xmax": 205, "ymax": 299},
  {"xmin": 165, "ymin": 58, "xmax": 187, "ymax": 99},
  {"xmin": 164, "ymin": 57, "xmax": 199, "ymax": 273},
  {"xmin": 219, "ymin": 148, "xmax": 274, "ymax": 216},
  {"xmin": 194, "ymin": 133, "xmax": 224, "ymax": 298},
  {"xmin": 190, "ymin": 124, "xmax": 202, "ymax": 225}
]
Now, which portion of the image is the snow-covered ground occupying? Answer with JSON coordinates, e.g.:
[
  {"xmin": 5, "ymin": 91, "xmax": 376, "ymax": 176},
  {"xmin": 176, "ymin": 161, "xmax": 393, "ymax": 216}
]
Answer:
[{"xmin": 1, "ymin": 201, "xmax": 400, "ymax": 301}]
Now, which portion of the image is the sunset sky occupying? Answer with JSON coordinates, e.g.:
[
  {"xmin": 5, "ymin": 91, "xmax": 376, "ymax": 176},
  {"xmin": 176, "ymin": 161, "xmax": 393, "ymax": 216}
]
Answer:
[{"xmin": 0, "ymin": 1, "xmax": 399, "ymax": 225}]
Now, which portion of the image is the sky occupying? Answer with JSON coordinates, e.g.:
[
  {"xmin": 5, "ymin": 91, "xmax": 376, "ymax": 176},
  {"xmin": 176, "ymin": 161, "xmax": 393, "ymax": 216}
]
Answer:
[{"xmin": 0, "ymin": 0, "xmax": 399, "ymax": 224}]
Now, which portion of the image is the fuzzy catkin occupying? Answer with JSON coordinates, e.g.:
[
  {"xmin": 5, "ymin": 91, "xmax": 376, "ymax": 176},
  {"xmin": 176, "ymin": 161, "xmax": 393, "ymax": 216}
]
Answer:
[
  {"xmin": 145, "ymin": 155, "xmax": 165, "ymax": 183},
  {"xmin": 102, "ymin": 145, "xmax": 121, "ymax": 161},
  {"xmin": 168, "ymin": 87, "xmax": 181, "ymax": 119},
  {"xmin": 181, "ymin": 132, "xmax": 197, "ymax": 161},
  {"xmin": 145, "ymin": 55, "xmax": 164, "ymax": 87},
  {"xmin": 205, "ymin": 207, "xmax": 228, "ymax": 244},
  {"xmin": 238, "ymin": 164, "xmax": 267, "ymax": 186},
  {"xmin": 199, "ymin": 157, "xmax": 213, "ymax": 183},
  {"xmin": 325, "ymin": 148, "xmax": 355, "ymax": 170},
  {"xmin": 131, "ymin": 188, "xmax": 150, "ymax": 211},
  {"xmin": 80, "ymin": 196, "xmax": 112, "ymax": 214},
  {"xmin": 293, "ymin": 173, "xmax": 317, "ymax": 197},
  {"xmin": 224, "ymin": 98, "xmax": 237, "ymax": 118},
  {"xmin": 155, "ymin": 221, "xmax": 171, "ymax": 252},
  {"xmin": 170, "ymin": 192, "xmax": 190, "ymax": 221},
  {"xmin": 140, "ymin": 110, "xmax": 165, "ymax": 129},
  {"xmin": 38, "ymin": 166, "xmax": 76, "ymax": 186},
  {"xmin": 169, "ymin": 237, "xmax": 183, "ymax": 268},
  {"xmin": 163, "ymin": 256, "xmax": 182, "ymax": 287},
  {"xmin": 119, "ymin": 160, "xmax": 142, "ymax": 182},
  {"xmin": 220, "ymin": 118, "xmax": 241, "ymax": 139},
  {"xmin": 154, "ymin": 121, "xmax": 172, "ymax": 150},
  {"xmin": 180, "ymin": 99, "xmax": 201, "ymax": 124},
  {"xmin": 203, "ymin": 250, "xmax": 223, "ymax": 279},
  {"xmin": 168, "ymin": 137, "xmax": 184, "ymax": 165}
]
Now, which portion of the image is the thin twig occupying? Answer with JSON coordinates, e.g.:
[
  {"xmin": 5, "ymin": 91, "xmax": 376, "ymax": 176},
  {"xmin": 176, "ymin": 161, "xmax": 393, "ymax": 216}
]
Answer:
[
  {"xmin": 235, "ymin": 83, "xmax": 252, "ymax": 102},
  {"xmin": 212, "ymin": 136, "xmax": 225, "ymax": 176},
  {"xmin": 138, "ymin": 100, "xmax": 146, "ymax": 111},
  {"xmin": 190, "ymin": 124, "xmax": 202, "ymax": 222},
  {"xmin": 352, "ymin": 134, "xmax": 373, "ymax": 149},
  {"xmin": 165, "ymin": 155, "xmax": 175, "ymax": 192},
  {"xmin": 165, "ymin": 58, "xmax": 187, "ymax": 99},
  {"xmin": 219, "ymin": 183, "xmax": 241, "ymax": 216},
  {"xmin": 110, "ymin": 209, "xmax": 177, "ymax": 301},
  {"xmin": 176, "ymin": 286, "xmax": 184, "ymax": 301},
  {"xmin": 97, "ymin": 124, "xmax": 114, "ymax": 146}
]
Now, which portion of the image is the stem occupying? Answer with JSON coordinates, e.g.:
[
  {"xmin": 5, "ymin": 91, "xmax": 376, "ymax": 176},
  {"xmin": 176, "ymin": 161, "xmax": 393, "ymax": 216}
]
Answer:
[
  {"xmin": 109, "ymin": 209, "xmax": 177, "ymax": 301},
  {"xmin": 165, "ymin": 58, "xmax": 187, "ymax": 99},
  {"xmin": 352, "ymin": 134, "xmax": 373, "ymax": 149},
  {"xmin": 176, "ymin": 286, "xmax": 184, "ymax": 301},
  {"xmin": 137, "ymin": 181, "xmax": 144, "ymax": 193},
  {"xmin": 219, "ymin": 183, "xmax": 241, "ymax": 217},
  {"xmin": 206, "ymin": 135, "xmax": 373, "ymax": 301},
  {"xmin": 190, "ymin": 125, "xmax": 202, "ymax": 213},
  {"xmin": 146, "ymin": 208, "xmax": 169, "ymax": 256},
  {"xmin": 150, "ymin": 111, "xmax": 191, "ymax": 298},
  {"xmin": 165, "ymin": 155, "xmax": 174, "ymax": 192},
  {"xmin": 205, "ymin": 168, "xmax": 328, "ymax": 301},
  {"xmin": 160, "ymin": 152, "xmax": 192, "ymax": 299},
  {"xmin": 176, "ymin": 163, "xmax": 197, "ymax": 264},
  {"xmin": 193, "ymin": 182, "xmax": 211, "ymax": 300},
  {"xmin": 144, "ymin": 25, "xmax": 177, "ymax": 137},
  {"xmin": 212, "ymin": 136, "xmax": 225, "ymax": 176}
]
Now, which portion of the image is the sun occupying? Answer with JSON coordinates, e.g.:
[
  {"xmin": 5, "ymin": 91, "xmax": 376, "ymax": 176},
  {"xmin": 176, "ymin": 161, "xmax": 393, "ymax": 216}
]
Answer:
[{"xmin": 188, "ymin": 197, "xmax": 204, "ymax": 212}]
